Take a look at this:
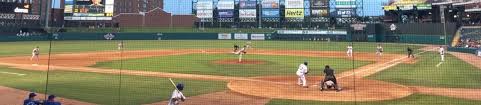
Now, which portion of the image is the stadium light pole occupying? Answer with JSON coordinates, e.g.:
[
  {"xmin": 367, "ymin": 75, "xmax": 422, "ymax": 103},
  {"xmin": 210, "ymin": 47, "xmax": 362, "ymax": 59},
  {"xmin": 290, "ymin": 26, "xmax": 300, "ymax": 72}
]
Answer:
[
  {"xmin": 258, "ymin": 0, "xmax": 262, "ymax": 28},
  {"xmin": 45, "ymin": 0, "xmax": 52, "ymax": 29}
]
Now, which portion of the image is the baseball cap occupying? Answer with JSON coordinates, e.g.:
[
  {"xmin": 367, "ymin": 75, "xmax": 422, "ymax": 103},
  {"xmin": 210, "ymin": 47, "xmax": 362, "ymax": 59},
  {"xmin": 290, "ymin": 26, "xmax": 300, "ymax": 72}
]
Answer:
[
  {"xmin": 48, "ymin": 95, "xmax": 56, "ymax": 100},
  {"xmin": 28, "ymin": 93, "xmax": 37, "ymax": 98}
]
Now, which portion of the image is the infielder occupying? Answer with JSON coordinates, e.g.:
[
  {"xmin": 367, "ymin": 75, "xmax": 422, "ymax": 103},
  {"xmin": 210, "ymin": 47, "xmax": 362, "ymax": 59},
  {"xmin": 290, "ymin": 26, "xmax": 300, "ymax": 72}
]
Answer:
[
  {"xmin": 31, "ymin": 46, "xmax": 40, "ymax": 64},
  {"xmin": 376, "ymin": 44, "xmax": 384, "ymax": 56},
  {"xmin": 118, "ymin": 41, "xmax": 123, "ymax": 50},
  {"xmin": 168, "ymin": 83, "xmax": 186, "ymax": 105},
  {"xmin": 439, "ymin": 46, "xmax": 445, "ymax": 62},
  {"xmin": 296, "ymin": 62, "xmax": 309, "ymax": 88},
  {"xmin": 347, "ymin": 44, "xmax": 353, "ymax": 57}
]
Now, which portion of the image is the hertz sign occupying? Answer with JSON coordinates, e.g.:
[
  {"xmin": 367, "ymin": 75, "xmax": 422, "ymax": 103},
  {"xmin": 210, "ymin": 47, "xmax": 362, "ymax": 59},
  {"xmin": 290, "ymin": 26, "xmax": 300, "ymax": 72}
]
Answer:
[{"xmin": 285, "ymin": 9, "xmax": 304, "ymax": 18}]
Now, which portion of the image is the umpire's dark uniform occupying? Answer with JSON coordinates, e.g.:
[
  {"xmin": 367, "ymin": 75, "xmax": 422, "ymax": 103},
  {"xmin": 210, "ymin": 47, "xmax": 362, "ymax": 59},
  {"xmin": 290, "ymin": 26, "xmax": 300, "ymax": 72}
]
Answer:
[
  {"xmin": 321, "ymin": 65, "xmax": 341, "ymax": 91},
  {"xmin": 407, "ymin": 47, "xmax": 414, "ymax": 58}
]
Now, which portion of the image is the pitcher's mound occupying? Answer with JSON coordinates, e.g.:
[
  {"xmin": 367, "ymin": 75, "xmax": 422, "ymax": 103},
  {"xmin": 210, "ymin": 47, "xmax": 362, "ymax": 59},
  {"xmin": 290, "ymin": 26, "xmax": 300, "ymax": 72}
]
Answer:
[{"xmin": 213, "ymin": 59, "xmax": 267, "ymax": 65}]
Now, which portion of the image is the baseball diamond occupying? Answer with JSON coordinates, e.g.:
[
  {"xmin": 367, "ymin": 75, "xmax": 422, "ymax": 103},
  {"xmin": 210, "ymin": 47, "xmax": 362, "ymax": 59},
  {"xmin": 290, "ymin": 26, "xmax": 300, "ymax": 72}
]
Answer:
[{"xmin": 2, "ymin": 0, "xmax": 481, "ymax": 105}]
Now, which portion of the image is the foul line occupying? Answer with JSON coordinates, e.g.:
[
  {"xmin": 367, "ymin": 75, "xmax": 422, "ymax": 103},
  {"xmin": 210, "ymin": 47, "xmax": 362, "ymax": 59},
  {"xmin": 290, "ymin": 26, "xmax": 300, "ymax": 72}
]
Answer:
[
  {"xmin": 338, "ymin": 47, "xmax": 435, "ymax": 79},
  {"xmin": 0, "ymin": 71, "xmax": 26, "ymax": 76}
]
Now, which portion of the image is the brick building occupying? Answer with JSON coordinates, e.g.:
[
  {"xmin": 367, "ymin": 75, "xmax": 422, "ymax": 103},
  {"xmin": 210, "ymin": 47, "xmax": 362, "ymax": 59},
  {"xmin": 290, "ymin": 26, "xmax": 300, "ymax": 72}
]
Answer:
[{"xmin": 113, "ymin": 0, "xmax": 195, "ymax": 27}]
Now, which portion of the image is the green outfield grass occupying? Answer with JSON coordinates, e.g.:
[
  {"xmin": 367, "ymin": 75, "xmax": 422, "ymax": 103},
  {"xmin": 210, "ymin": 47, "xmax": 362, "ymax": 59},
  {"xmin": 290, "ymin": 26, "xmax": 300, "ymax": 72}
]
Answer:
[
  {"xmin": 0, "ymin": 66, "xmax": 226, "ymax": 105},
  {"xmin": 93, "ymin": 54, "xmax": 371, "ymax": 77},
  {"xmin": 0, "ymin": 40, "xmax": 421, "ymax": 57},
  {"xmin": 267, "ymin": 94, "xmax": 481, "ymax": 105},
  {"xmin": 368, "ymin": 52, "xmax": 481, "ymax": 88}
]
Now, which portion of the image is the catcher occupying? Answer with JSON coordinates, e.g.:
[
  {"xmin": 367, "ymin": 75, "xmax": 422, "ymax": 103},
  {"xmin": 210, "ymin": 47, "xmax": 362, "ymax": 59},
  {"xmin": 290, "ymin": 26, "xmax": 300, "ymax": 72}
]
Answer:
[{"xmin": 320, "ymin": 65, "xmax": 342, "ymax": 92}]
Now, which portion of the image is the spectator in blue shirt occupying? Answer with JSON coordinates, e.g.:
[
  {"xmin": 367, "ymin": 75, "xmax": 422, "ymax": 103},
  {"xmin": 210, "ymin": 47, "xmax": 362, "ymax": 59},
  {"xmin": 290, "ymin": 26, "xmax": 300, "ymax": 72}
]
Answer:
[
  {"xmin": 44, "ymin": 95, "xmax": 62, "ymax": 105},
  {"xmin": 23, "ymin": 93, "xmax": 41, "ymax": 105}
]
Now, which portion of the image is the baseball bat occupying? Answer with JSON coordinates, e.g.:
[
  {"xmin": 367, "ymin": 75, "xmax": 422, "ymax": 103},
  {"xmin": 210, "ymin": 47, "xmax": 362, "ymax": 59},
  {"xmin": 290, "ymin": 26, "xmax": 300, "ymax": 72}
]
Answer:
[{"xmin": 169, "ymin": 78, "xmax": 180, "ymax": 91}]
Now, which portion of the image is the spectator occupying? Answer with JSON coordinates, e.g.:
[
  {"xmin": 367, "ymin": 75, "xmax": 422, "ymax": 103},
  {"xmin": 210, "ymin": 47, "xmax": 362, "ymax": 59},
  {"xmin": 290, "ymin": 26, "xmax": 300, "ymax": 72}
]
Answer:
[
  {"xmin": 24, "ymin": 93, "xmax": 41, "ymax": 105},
  {"xmin": 43, "ymin": 95, "xmax": 61, "ymax": 105}
]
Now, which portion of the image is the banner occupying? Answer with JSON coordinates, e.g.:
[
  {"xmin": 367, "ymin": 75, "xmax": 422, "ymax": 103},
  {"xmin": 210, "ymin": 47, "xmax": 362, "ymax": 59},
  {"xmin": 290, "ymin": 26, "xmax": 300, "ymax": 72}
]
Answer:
[
  {"xmin": 196, "ymin": 10, "xmax": 213, "ymax": 18},
  {"xmin": 217, "ymin": 0, "xmax": 235, "ymax": 10},
  {"xmin": 234, "ymin": 33, "xmax": 249, "ymax": 40},
  {"xmin": 286, "ymin": 0, "xmax": 304, "ymax": 8},
  {"xmin": 262, "ymin": 9, "xmax": 280, "ymax": 17},
  {"xmin": 416, "ymin": 4, "xmax": 432, "ymax": 10},
  {"xmin": 285, "ymin": 9, "xmax": 304, "ymax": 17},
  {"xmin": 262, "ymin": 0, "xmax": 280, "ymax": 8},
  {"xmin": 251, "ymin": 34, "xmax": 266, "ymax": 40},
  {"xmin": 335, "ymin": 0, "xmax": 356, "ymax": 8},
  {"xmin": 311, "ymin": 0, "xmax": 329, "ymax": 8},
  {"xmin": 218, "ymin": 10, "xmax": 234, "ymax": 18},
  {"xmin": 218, "ymin": 33, "xmax": 231, "ymax": 39},
  {"xmin": 331, "ymin": 9, "xmax": 355, "ymax": 17},
  {"xmin": 239, "ymin": 1, "xmax": 257, "ymax": 9},
  {"xmin": 311, "ymin": 9, "xmax": 328, "ymax": 17},
  {"xmin": 196, "ymin": 0, "xmax": 213, "ymax": 10},
  {"xmin": 239, "ymin": 9, "xmax": 257, "ymax": 18}
]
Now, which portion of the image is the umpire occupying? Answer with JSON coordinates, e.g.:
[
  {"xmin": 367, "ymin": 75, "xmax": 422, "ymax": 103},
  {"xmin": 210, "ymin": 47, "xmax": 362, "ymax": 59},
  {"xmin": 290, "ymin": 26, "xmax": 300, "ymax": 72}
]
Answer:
[
  {"xmin": 320, "ymin": 65, "xmax": 341, "ymax": 92},
  {"xmin": 407, "ymin": 47, "xmax": 414, "ymax": 58}
]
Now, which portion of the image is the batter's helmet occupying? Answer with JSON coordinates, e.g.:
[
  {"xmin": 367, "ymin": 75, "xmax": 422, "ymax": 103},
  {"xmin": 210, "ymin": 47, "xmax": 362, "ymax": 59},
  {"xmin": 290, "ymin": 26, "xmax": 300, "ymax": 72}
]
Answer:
[
  {"xmin": 176, "ymin": 83, "xmax": 184, "ymax": 91},
  {"xmin": 304, "ymin": 61, "xmax": 308, "ymax": 66}
]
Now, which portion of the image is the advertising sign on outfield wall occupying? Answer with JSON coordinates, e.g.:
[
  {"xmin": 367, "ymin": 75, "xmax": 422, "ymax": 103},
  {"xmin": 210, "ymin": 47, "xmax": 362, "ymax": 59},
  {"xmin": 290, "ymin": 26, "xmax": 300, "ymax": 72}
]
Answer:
[
  {"xmin": 311, "ymin": 9, "xmax": 328, "ymax": 17},
  {"xmin": 217, "ymin": 0, "xmax": 235, "ymax": 10},
  {"xmin": 218, "ymin": 33, "xmax": 232, "ymax": 39},
  {"xmin": 218, "ymin": 10, "xmax": 234, "ymax": 18},
  {"xmin": 234, "ymin": 33, "xmax": 249, "ymax": 39},
  {"xmin": 262, "ymin": 9, "xmax": 280, "ymax": 17},
  {"xmin": 285, "ymin": 0, "xmax": 304, "ymax": 8},
  {"xmin": 311, "ymin": 0, "xmax": 329, "ymax": 8},
  {"xmin": 251, "ymin": 34, "xmax": 266, "ymax": 40},
  {"xmin": 285, "ymin": 9, "xmax": 304, "ymax": 17},
  {"xmin": 239, "ymin": 1, "xmax": 257, "ymax": 9},
  {"xmin": 196, "ymin": 0, "xmax": 214, "ymax": 10},
  {"xmin": 197, "ymin": 10, "xmax": 213, "ymax": 18},
  {"xmin": 239, "ymin": 9, "xmax": 257, "ymax": 18},
  {"xmin": 262, "ymin": 0, "xmax": 280, "ymax": 8}
]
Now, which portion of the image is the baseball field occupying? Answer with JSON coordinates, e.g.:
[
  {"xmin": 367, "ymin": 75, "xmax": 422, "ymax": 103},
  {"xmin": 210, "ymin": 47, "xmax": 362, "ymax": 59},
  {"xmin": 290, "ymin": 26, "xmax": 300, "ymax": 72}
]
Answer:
[{"xmin": 1, "ymin": 40, "xmax": 481, "ymax": 105}]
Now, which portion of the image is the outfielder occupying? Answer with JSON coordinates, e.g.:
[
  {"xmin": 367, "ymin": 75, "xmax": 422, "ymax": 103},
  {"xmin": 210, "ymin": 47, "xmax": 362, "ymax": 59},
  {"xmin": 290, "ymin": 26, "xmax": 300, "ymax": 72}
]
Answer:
[
  {"xmin": 347, "ymin": 44, "xmax": 353, "ymax": 57},
  {"xmin": 31, "ymin": 46, "xmax": 40, "ymax": 64},
  {"xmin": 168, "ymin": 83, "xmax": 186, "ymax": 105},
  {"xmin": 439, "ymin": 46, "xmax": 445, "ymax": 62},
  {"xmin": 376, "ymin": 44, "xmax": 384, "ymax": 56},
  {"xmin": 296, "ymin": 62, "xmax": 309, "ymax": 88}
]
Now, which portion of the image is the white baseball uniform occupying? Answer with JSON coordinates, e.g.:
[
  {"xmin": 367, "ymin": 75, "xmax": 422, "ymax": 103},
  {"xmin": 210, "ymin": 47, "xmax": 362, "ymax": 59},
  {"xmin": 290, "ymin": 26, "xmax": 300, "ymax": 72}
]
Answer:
[
  {"xmin": 31, "ymin": 48, "xmax": 39, "ymax": 62},
  {"xmin": 376, "ymin": 46, "xmax": 383, "ymax": 56},
  {"xmin": 347, "ymin": 46, "xmax": 353, "ymax": 57},
  {"xmin": 118, "ymin": 42, "xmax": 123, "ymax": 50},
  {"xmin": 168, "ymin": 89, "xmax": 186, "ymax": 105},
  {"xmin": 439, "ymin": 47, "xmax": 445, "ymax": 62},
  {"xmin": 296, "ymin": 64, "xmax": 308, "ymax": 87}
]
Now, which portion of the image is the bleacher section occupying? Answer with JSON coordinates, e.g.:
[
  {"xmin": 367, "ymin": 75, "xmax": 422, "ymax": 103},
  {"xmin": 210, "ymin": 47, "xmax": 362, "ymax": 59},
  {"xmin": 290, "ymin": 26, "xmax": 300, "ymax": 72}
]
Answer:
[{"xmin": 453, "ymin": 26, "xmax": 481, "ymax": 49}]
